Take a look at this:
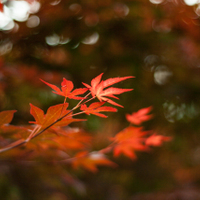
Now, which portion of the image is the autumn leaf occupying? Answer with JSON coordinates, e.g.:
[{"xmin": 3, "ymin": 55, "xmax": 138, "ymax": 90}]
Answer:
[
  {"xmin": 80, "ymin": 102, "xmax": 117, "ymax": 118},
  {"xmin": 145, "ymin": 133, "xmax": 172, "ymax": 147},
  {"xmin": 72, "ymin": 151, "xmax": 116, "ymax": 172},
  {"xmin": 53, "ymin": 127, "xmax": 91, "ymax": 150},
  {"xmin": 126, "ymin": 106, "xmax": 153, "ymax": 125},
  {"xmin": 0, "ymin": 110, "xmax": 28, "ymax": 138},
  {"xmin": 0, "ymin": 110, "xmax": 17, "ymax": 127},
  {"xmin": 41, "ymin": 78, "xmax": 88, "ymax": 100},
  {"xmin": 82, "ymin": 73, "xmax": 134, "ymax": 107},
  {"xmin": 29, "ymin": 103, "xmax": 84, "ymax": 128},
  {"xmin": 111, "ymin": 126, "xmax": 149, "ymax": 159}
]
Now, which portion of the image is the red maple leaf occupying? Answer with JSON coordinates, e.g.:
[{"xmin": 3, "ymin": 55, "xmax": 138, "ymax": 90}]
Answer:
[
  {"xmin": 82, "ymin": 73, "xmax": 134, "ymax": 107},
  {"xmin": 80, "ymin": 102, "xmax": 117, "ymax": 118},
  {"xmin": 126, "ymin": 106, "xmax": 153, "ymax": 125},
  {"xmin": 111, "ymin": 126, "xmax": 149, "ymax": 159},
  {"xmin": 41, "ymin": 78, "xmax": 88, "ymax": 100},
  {"xmin": 145, "ymin": 133, "xmax": 172, "ymax": 147}
]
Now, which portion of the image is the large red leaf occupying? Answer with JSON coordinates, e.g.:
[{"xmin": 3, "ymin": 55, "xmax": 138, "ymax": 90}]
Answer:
[
  {"xmin": 29, "ymin": 103, "xmax": 84, "ymax": 128},
  {"xmin": 111, "ymin": 126, "xmax": 149, "ymax": 159},
  {"xmin": 82, "ymin": 73, "xmax": 134, "ymax": 107}
]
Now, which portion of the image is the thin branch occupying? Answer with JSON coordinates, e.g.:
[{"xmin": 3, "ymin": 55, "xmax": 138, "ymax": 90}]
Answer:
[
  {"xmin": 0, "ymin": 139, "xmax": 27, "ymax": 153},
  {"xmin": 0, "ymin": 92, "xmax": 96, "ymax": 154}
]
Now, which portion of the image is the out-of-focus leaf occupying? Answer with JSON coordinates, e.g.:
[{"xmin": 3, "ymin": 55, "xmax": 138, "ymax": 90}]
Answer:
[
  {"xmin": 0, "ymin": 110, "xmax": 16, "ymax": 127},
  {"xmin": 53, "ymin": 127, "xmax": 91, "ymax": 150},
  {"xmin": 126, "ymin": 106, "xmax": 154, "ymax": 125},
  {"xmin": 72, "ymin": 151, "xmax": 116, "ymax": 172},
  {"xmin": 111, "ymin": 126, "xmax": 149, "ymax": 159},
  {"xmin": 145, "ymin": 133, "xmax": 172, "ymax": 147}
]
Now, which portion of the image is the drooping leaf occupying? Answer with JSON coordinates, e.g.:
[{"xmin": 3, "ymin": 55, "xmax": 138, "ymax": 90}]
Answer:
[
  {"xmin": 80, "ymin": 102, "xmax": 117, "ymax": 118},
  {"xmin": 41, "ymin": 78, "xmax": 88, "ymax": 100},
  {"xmin": 0, "ymin": 110, "xmax": 17, "ymax": 127},
  {"xmin": 82, "ymin": 73, "xmax": 134, "ymax": 107},
  {"xmin": 126, "ymin": 106, "xmax": 153, "ymax": 125}
]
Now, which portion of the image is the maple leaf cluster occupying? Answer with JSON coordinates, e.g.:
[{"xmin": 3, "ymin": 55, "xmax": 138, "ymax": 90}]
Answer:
[
  {"xmin": 112, "ymin": 106, "xmax": 172, "ymax": 160},
  {"xmin": 0, "ymin": 73, "xmax": 171, "ymax": 172}
]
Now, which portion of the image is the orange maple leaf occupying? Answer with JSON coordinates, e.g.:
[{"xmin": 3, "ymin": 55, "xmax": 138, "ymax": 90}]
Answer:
[
  {"xmin": 72, "ymin": 151, "xmax": 116, "ymax": 172},
  {"xmin": 126, "ymin": 106, "xmax": 153, "ymax": 125},
  {"xmin": 0, "ymin": 110, "xmax": 17, "ymax": 126},
  {"xmin": 53, "ymin": 127, "xmax": 91, "ymax": 150},
  {"xmin": 111, "ymin": 126, "xmax": 149, "ymax": 159},
  {"xmin": 145, "ymin": 133, "xmax": 172, "ymax": 147},
  {"xmin": 29, "ymin": 103, "xmax": 85, "ymax": 128},
  {"xmin": 80, "ymin": 102, "xmax": 117, "ymax": 118},
  {"xmin": 41, "ymin": 78, "xmax": 88, "ymax": 100},
  {"xmin": 82, "ymin": 73, "xmax": 134, "ymax": 107}
]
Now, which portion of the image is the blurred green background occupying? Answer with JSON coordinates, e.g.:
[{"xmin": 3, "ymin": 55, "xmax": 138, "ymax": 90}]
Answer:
[{"xmin": 1, "ymin": 0, "xmax": 200, "ymax": 199}]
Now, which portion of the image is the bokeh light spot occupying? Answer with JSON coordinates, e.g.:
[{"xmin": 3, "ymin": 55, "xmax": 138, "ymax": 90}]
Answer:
[
  {"xmin": 149, "ymin": 0, "xmax": 164, "ymax": 4},
  {"xmin": 0, "ymin": 41, "xmax": 13, "ymax": 56},
  {"xmin": 50, "ymin": 0, "xmax": 61, "ymax": 6},
  {"xmin": 184, "ymin": 0, "xmax": 200, "ymax": 6},
  {"xmin": 154, "ymin": 65, "xmax": 173, "ymax": 85},
  {"xmin": 46, "ymin": 34, "xmax": 60, "ymax": 46},
  {"xmin": 8, "ymin": 1, "xmax": 30, "ymax": 22},
  {"xmin": 82, "ymin": 32, "xmax": 99, "ymax": 45},
  {"xmin": 69, "ymin": 3, "xmax": 82, "ymax": 14},
  {"xmin": 0, "ymin": 8, "xmax": 14, "ymax": 30},
  {"xmin": 26, "ymin": 15, "xmax": 40, "ymax": 28},
  {"xmin": 113, "ymin": 3, "xmax": 129, "ymax": 17}
]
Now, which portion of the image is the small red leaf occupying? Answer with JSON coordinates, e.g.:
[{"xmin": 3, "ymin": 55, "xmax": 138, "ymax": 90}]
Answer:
[
  {"xmin": 82, "ymin": 73, "xmax": 134, "ymax": 107},
  {"xmin": 126, "ymin": 106, "xmax": 153, "ymax": 125},
  {"xmin": 145, "ymin": 134, "xmax": 172, "ymax": 147},
  {"xmin": 80, "ymin": 102, "xmax": 117, "ymax": 118},
  {"xmin": 41, "ymin": 78, "xmax": 87, "ymax": 100}
]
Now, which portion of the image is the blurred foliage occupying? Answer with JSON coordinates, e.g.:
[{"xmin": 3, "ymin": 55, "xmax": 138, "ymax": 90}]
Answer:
[{"xmin": 1, "ymin": 0, "xmax": 200, "ymax": 199}]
